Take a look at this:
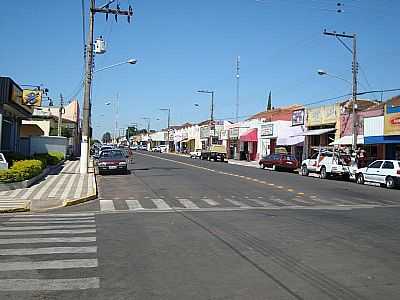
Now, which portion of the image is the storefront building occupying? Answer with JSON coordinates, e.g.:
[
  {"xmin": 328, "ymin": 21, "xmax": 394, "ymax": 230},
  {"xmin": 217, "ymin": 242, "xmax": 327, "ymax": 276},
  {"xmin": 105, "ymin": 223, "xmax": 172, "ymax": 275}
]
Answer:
[
  {"xmin": 364, "ymin": 97, "xmax": 400, "ymax": 160},
  {"xmin": 0, "ymin": 77, "xmax": 33, "ymax": 154}
]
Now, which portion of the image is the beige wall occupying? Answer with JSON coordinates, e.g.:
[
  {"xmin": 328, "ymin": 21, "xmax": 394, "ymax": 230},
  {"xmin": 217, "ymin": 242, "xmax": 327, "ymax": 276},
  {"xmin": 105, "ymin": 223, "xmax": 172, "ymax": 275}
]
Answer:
[{"xmin": 22, "ymin": 120, "xmax": 51, "ymax": 136}]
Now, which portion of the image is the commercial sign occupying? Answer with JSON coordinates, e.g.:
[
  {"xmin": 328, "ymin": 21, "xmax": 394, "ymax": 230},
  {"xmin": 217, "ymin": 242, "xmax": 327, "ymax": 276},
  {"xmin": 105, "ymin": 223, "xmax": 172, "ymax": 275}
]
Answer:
[
  {"xmin": 219, "ymin": 129, "xmax": 228, "ymax": 140},
  {"xmin": 306, "ymin": 104, "xmax": 337, "ymax": 127},
  {"xmin": 292, "ymin": 109, "xmax": 305, "ymax": 126},
  {"xmin": 22, "ymin": 89, "xmax": 42, "ymax": 106},
  {"xmin": 200, "ymin": 126, "xmax": 210, "ymax": 139},
  {"xmin": 384, "ymin": 99, "xmax": 400, "ymax": 136},
  {"xmin": 260, "ymin": 124, "xmax": 273, "ymax": 137},
  {"xmin": 11, "ymin": 83, "xmax": 23, "ymax": 106},
  {"xmin": 229, "ymin": 127, "xmax": 239, "ymax": 139}
]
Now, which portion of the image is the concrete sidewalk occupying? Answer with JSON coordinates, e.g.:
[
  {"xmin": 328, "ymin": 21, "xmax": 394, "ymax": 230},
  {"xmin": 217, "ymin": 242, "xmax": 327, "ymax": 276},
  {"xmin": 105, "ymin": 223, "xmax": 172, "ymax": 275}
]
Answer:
[
  {"xmin": 0, "ymin": 160, "xmax": 97, "ymax": 213},
  {"xmin": 227, "ymin": 159, "xmax": 260, "ymax": 168}
]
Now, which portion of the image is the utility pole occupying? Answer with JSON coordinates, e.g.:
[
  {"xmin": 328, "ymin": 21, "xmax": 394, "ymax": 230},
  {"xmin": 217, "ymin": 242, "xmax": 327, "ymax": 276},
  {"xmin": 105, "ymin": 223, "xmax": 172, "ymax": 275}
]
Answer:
[
  {"xmin": 80, "ymin": 0, "xmax": 133, "ymax": 174},
  {"xmin": 323, "ymin": 30, "xmax": 358, "ymax": 150},
  {"xmin": 160, "ymin": 109, "xmax": 171, "ymax": 152},
  {"xmin": 114, "ymin": 93, "xmax": 119, "ymax": 145},
  {"xmin": 58, "ymin": 94, "xmax": 65, "ymax": 137},
  {"xmin": 235, "ymin": 56, "xmax": 240, "ymax": 123}
]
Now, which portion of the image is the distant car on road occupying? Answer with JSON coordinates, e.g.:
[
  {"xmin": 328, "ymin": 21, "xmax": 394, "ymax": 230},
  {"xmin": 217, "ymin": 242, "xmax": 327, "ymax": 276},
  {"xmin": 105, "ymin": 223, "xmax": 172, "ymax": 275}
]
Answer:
[
  {"xmin": 259, "ymin": 153, "xmax": 298, "ymax": 172},
  {"xmin": 130, "ymin": 145, "xmax": 138, "ymax": 150},
  {"xmin": 151, "ymin": 146, "xmax": 161, "ymax": 152},
  {"xmin": 97, "ymin": 149, "xmax": 128, "ymax": 175},
  {"xmin": 190, "ymin": 149, "xmax": 202, "ymax": 159},
  {"xmin": 159, "ymin": 145, "xmax": 168, "ymax": 153},
  {"xmin": 356, "ymin": 160, "xmax": 400, "ymax": 189},
  {"xmin": 201, "ymin": 145, "xmax": 227, "ymax": 162}
]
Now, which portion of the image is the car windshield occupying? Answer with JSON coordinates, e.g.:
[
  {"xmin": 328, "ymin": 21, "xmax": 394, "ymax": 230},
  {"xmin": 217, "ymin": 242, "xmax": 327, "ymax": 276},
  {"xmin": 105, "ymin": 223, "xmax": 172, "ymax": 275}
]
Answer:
[
  {"xmin": 101, "ymin": 150, "xmax": 124, "ymax": 159},
  {"xmin": 285, "ymin": 155, "xmax": 296, "ymax": 161}
]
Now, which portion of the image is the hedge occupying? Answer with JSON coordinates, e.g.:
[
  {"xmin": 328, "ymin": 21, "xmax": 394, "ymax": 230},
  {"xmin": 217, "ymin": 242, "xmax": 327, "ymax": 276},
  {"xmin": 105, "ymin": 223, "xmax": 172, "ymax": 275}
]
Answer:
[
  {"xmin": 33, "ymin": 151, "xmax": 64, "ymax": 167},
  {"xmin": 0, "ymin": 160, "xmax": 44, "ymax": 183}
]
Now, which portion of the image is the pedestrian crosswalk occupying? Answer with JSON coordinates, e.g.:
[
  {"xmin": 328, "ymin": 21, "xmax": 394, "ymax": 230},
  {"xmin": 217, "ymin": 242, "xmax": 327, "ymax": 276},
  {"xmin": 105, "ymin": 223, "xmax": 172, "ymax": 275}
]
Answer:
[
  {"xmin": 97, "ymin": 195, "xmax": 389, "ymax": 212},
  {"xmin": 0, "ymin": 213, "xmax": 99, "ymax": 292},
  {"xmin": 0, "ymin": 161, "xmax": 96, "ymax": 212}
]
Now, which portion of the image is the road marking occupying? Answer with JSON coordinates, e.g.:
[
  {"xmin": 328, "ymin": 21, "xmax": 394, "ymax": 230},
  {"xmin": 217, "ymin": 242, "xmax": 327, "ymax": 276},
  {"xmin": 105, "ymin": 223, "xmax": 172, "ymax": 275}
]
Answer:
[
  {"xmin": 0, "ymin": 259, "xmax": 97, "ymax": 271},
  {"xmin": 8, "ymin": 189, "xmax": 22, "ymax": 198},
  {"xmin": 178, "ymin": 199, "xmax": 199, "ymax": 209},
  {"xmin": 152, "ymin": 199, "xmax": 172, "ymax": 210},
  {"xmin": 0, "ymin": 246, "xmax": 97, "ymax": 256},
  {"xmin": 2, "ymin": 220, "xmax": 95, "ymax": 225},
  {"xmin": 126, "ymin": 200, "xmax": 143, "ymax": 210},
  {"xmin": 61, "ymin": 174, "xmax": 77, "ymax": 199},
  {"xmin": 48, "ymin": 174, "xmax": 70, "ymax": 198},
  {"xmin": 7, "ymin": 217, "xmax": 94, "ymax": 222},
  {"xmin": 287, "ymin": 188, "xmax": 294, "ymax": 192},
  {"xmin": 73, "ymin": 174, "xmax": 86, "ymax": 199},
  {"xmin": 224, "ymin": 199, "xmax": 250, "ymax": 208},
  {"xmin": 0, "ymin": 229, "xmax": 96, "ymax": 236},
  {"xmin": 297, "ymin": 192, "xmax": 305, "ymax": 196},
  {"xmin": 100, "ymin": 200, "xmax": 115, "ymax": 211},
  {"xmin": 6, "ymin": 213, "xmax": 94, "ymax": 218},
  {"xmin": 249, "ymin": 199, "xmax": 276, "ymax": 207},
  {"xmin": 20, "ymin": 181, "xmax": 41, "ymax": 200},
  {"xmin": 0, "ymin": 236, "xmax": 96, "ymax": 244},
  {"xmin": 202, "ymin": 199, "xmax": 219, "ymax": 206},
  {"xmin": 0, "ymin": 278, "xmax": 100, "ymax": 291},
  {"xmin": 0, "ymin": 224, "xmax": 96, "ymax": 230}
]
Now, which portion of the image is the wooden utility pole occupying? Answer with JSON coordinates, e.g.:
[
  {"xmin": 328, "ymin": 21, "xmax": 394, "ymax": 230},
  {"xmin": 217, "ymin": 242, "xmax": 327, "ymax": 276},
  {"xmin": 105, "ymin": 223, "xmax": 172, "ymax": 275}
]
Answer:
[
  {"xmin": 58, "ymin": 93, "xmax": 65, "ymax": 137},
  {"xmin": 80, "ymin": 0, "xmax": 133, "ymax": 174}
]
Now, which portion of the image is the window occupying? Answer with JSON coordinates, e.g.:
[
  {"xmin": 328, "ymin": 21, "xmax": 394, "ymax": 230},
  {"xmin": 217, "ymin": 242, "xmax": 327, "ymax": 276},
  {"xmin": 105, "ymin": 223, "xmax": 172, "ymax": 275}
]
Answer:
[
  {"xmin": 310, "ymin": 152, "xmax": 319, "ymax": 159},
  {"xmin": 382, "ymin": 161, "xmax": 394, "ymax": 169},
  {"xmin": 368, "ymin": 161, "xmax": 383, "ymax": 169}
]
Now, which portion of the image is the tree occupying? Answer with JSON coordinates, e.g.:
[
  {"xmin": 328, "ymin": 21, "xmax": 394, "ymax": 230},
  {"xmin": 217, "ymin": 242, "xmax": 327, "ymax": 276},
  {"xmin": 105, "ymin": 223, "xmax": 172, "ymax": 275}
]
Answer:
[
  {"xmin": 126, "ymin": 126, "xmax": 137, "ymax": 140},
  {"xmin": 267, "ymin": 91, "xmax": 272, "ymax": 111},
  {"xmin": 102, "ymin": 132, "xmax": 112, "ymax": 144}
]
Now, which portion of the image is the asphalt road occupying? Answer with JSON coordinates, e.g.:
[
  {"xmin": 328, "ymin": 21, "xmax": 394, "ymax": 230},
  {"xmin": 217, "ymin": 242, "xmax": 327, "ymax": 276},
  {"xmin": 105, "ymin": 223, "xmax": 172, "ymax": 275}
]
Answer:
[{"xmin": 1, "ymin": 151, "xmax": 400, "ymax": 299}]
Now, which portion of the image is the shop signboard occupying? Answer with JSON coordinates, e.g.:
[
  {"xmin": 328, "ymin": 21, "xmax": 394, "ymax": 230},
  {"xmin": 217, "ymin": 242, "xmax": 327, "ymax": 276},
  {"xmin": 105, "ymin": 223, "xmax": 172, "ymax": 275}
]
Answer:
[
  {"xmin": 22, "ymin": 89, "xmax": 43, "ymax": 106},
  {"xmin": 229, "ymin": 127, "xmax": 239, "ymax": 139},
  {"xmin": 200, "ymin": 126, "xmax": 210, "ymax": 139},
  {"xmin": 292, "ymin": 109, "xmax": 305, "ymax": 126},
  {"xmin": 220, "ymin": 129, "xmax": 228, "ymax": 140},
  {"xmin": 260, "ymin": 124, "xmax": 273, "ymax": 137},
  {"xmin": 11, "ymin": 83, "xmax": 23, "ymax": 106},
  {"xmin": 306, "ymin": 104, "xmax": 337, "ymax": 127},
  {"xmin": 384, "ymin": 99, "xmax": 400, "ymax": 136}
]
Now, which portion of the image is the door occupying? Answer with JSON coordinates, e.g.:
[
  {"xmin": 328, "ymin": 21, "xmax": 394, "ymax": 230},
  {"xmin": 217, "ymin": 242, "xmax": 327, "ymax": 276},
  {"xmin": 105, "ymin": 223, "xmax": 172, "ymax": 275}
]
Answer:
[
  {"xmin": 380, "ymin": 161, "xmax": 395, "ymax": 183},
  {"xmin": 364, "ymin": 161, "xmax": 383, "ymax": 182},
  {"xmin": 307, "ymin": 152, "xmax": 319, "ymax": 172}
]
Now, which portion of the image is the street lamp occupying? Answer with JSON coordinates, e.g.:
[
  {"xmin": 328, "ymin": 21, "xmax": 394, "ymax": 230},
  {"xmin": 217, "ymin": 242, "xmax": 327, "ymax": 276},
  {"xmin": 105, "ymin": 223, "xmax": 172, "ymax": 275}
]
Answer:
[
  {"xmin": 317, "ymin": 69, "xmax": 353, "ymax": 86},
  {"xmin": 197, "ymin": 90, "xmax": 215, "ymax": 121},
  {"xmin": 160, "ymin": 108, "xmax": 171, "ymax": 152},
  {"xmin": 80, "ymin": 58, "xmax": 137, "ymax": 174},
  {"xmin": 94, "ymin": 58, "xmax": 138, "ymax": 73}
]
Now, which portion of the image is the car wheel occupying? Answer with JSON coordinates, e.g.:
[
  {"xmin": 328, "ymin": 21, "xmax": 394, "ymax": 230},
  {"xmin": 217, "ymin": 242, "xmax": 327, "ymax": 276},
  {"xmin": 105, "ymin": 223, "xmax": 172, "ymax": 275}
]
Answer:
[
  {"xmin": 356, "ymin": 173, "xmax": 365, "ymax": 185},
  {"xmin": 320, "ymin": 166, "xmax": 328, "ymax": 179},
  {"xmin": 259, "ymin": 163, "xmax": 265, "ymax": 169},
  {"xmin": 272, "ymin": 165, "xmax": 276, "ymax": 171},
  {"xmin": 386, "ymin": 176, "xmax": 395, "ymax": 189},
  {"xmin": 301, "ymin": 165, "xmax": 309, "ymax": 176}
]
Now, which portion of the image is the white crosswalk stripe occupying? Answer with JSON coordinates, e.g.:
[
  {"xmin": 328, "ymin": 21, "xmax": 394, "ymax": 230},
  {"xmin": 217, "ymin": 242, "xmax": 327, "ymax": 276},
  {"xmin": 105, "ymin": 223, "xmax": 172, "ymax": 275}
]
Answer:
[
  {"xmin": 48, "ymin": 174, "xmax": 70, "ymax": 198},
  {"xmin": 224, "ymin": 199, "xmax": 251, "ymax": 208},
  {"xmin": 126, "ymin": 200, "xmax": 143, "ymax": 210},
  {"xmin": 0, "ymin": 213, "xmax": 99, "ymax": 292},
  {"xmin": 201, "ymin": 199, "xmax": 219, "ymax": 206},
  {"xmin": 177, "ymin": 199, "xmax": 199, "ymax": 209},
  {"xmin": 100, "ymin": 200, "xmax": 115, "ymax": 211},
  {"xmin": 152, "ymin": 199, "xmax": 172, "ymax": 210},
  {"xmin": 248, "ymin": 199, "xmax": 277, "ymax": 207}
]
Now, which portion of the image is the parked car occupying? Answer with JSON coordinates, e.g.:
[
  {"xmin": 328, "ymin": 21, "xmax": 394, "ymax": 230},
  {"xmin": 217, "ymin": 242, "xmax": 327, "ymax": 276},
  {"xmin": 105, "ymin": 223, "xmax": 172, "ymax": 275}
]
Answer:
[
  {"xmin": 97, "ymin": 149, "xmax": 128, "ymax": 175},
  {"xmin": 151, "ymin": 146, "xmax": 161, "ymax": 152},
  {"xmin": 138, "ymin": 145, "xmax": 148, "ymax": 151},
  {"xmin": 259, "ymin": 153, "xmax": 298, "ymax": 172},
  {"xmin": 201, "ymin": 145, "xmax": 227, "ymax": 162},
  {"xmin": 0, "ymin": 153, "xmax": 8, "ymax": 170},
  {"xmin": 355, "ymin": 160, "xmax": 400, "ymax": 189},
  {"xmin": 190, "ymin": 149, "xmax": 202, "ymax": 159},
  {"xmin": 300, "ymin": 149, "xmax": 354, "ymax": 180},
  {"xmin": 130, "ymin": 145, "xmax": 138, "ymax": 150},
  {"xmin": 159, "ymin": 145, "xmax": 168, "ymax": 153}
]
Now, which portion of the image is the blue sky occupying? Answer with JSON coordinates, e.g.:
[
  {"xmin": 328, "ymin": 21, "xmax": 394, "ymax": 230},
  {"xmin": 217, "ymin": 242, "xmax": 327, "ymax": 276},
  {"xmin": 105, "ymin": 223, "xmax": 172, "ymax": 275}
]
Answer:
[{"xmin": 1, "ymin": 0, "xmax": 399, "ymax": 138}]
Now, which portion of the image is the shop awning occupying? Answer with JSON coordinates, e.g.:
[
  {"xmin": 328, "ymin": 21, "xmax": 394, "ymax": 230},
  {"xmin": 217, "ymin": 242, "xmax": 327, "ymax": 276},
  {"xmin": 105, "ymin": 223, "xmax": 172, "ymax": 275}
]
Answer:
[
  {"xmin": 240, "ymin": 128, "xmax": 258, "ymax": 142},
  {"xmin": 293, "ymin": 128, "xmax": 336, "ymax": 137},
  {"xmin": 330, "ymin": 135, "xmax": 364, "ymax": 145},
  {"xmin": 277, "ymin": 136, "xmax": 304, "ymax": 146}
]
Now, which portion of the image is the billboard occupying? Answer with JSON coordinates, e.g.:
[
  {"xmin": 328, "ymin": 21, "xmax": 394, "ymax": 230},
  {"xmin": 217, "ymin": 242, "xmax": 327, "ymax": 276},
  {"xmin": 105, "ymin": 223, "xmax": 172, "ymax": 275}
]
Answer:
[
  {"xmin": 260, "ymin": 124, "xmax": 273, "ymax": 137},
  {"xmin": 292, "ymin": 109, "xmax": 305, "ymax": 126},
  {"xmin": 384, "ymin": 99, "xmax": 400, "ymax": 136},
  {"xmin": 22, "ymin": 89, "xmax": 42, "ymax": 106},
  {"xmin": 306, "ymin": 104, "xmax": 337, "ymax": 127}
]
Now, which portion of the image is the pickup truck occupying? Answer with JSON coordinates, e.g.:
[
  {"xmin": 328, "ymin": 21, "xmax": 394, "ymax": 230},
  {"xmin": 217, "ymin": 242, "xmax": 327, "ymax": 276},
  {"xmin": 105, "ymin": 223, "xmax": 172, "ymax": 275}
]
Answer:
[
  {"xmin": 189, "ymin": 149, "xmax": 202, "ymax": 159},
  {"xmin": 201, "ymin": 145, "xmax": 227, "ymax": 162},
  {"xmin": 300, "ymin": 150, "xmax": 356, "ymax": 180}
]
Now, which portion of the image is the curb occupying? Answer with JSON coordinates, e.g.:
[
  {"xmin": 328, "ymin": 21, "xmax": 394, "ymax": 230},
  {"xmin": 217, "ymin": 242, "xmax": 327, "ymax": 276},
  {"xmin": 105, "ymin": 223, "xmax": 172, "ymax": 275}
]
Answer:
[
  {"xmin": 62, "ymin": 173, "xmax": 98, "ymax": 208},
  {"xmin": 0, "ymin": 201, "xmax": 31, "ymax": 214}
]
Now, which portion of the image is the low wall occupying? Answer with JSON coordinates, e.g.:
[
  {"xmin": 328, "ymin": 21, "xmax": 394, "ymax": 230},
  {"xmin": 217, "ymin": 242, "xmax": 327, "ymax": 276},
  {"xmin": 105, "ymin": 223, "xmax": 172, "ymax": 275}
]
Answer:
[{"xmin": 30, "ymin": 136, "xmax": 68, "ymax": 156}]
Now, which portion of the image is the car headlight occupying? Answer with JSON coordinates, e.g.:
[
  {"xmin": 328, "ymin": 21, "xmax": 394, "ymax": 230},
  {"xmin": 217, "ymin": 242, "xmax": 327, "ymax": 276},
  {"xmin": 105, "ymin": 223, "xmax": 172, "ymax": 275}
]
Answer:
[
  {"xmin": 99, "ymin": 162, "xmax": 107, "ymax": 166},
  {"xmin": 119, "ymin": 162, "xmax": 127, "ymax": 165}
]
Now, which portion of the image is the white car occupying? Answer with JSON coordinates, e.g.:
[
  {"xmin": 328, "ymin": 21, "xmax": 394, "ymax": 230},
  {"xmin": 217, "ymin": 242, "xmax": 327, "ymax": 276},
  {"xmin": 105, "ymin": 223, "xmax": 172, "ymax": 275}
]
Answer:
[
  {"xmin": 159, "ymin": 145, "xmax": 168, "ymax": 153},
  {"xmin": 356, "ymin": 160, "xmax": 400, "ymax": 189},
  {"xmin": 189, "ymin": 149, "xmax": 202, "ymax": 159},
  {"xmin": 301, "ymin": 150, "xmax": 354, "ymax": 180}
]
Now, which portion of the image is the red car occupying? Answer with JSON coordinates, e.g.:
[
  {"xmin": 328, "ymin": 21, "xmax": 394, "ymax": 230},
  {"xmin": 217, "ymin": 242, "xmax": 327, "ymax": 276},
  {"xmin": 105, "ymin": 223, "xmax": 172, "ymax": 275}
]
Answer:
[
  {"xmin": 259, "ymin": 153, "xmax": 298, "ymax": 172},
  {"xmin": 98, "ymin": 149, "xmax": 128, "ymax": 175}
]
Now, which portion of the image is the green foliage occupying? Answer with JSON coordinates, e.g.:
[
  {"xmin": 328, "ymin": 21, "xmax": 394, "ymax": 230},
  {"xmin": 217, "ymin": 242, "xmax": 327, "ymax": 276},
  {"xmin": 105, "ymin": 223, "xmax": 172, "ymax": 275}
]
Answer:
[
  {"xmin": 3, "ymin": 153, "xmax": 28, "ymax": 167},
  {"xmin": 33, "ymin": 152, "xmax": 64, "ymax": 167},
  {"xmin": 0, "ymin": 160, "xmax": 43, "ymax": 183},
  {"xmin": 102, "ymin": 132, "xmax": 112, "ymax": 143}
]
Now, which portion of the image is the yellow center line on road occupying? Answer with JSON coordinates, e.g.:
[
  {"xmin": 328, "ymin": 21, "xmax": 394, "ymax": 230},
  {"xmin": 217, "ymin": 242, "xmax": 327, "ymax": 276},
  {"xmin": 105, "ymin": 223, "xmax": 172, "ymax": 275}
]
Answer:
[{"xmin": 136, "ymin": 152, "xmax": 306, "ymax": 196}]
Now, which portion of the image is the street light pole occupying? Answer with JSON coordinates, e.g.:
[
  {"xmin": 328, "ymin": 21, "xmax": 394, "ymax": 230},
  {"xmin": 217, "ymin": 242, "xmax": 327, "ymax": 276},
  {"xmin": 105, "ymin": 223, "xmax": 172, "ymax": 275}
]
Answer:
[
  {"xmin": 197, "ymin": 90, "xmax": 215, "ymax": 121},
  {"xmin": 160, "ymin": 108, "xmax": 171, "ymax": 152},
  {"xmin": 323, "ymin": 30, "xmax": 358, "ymax": 150}
]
